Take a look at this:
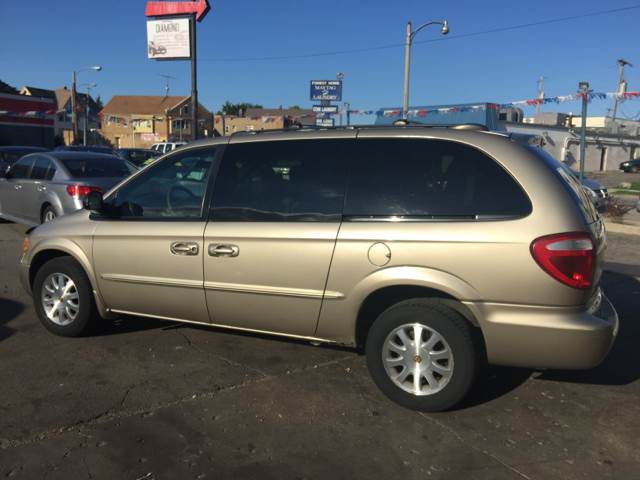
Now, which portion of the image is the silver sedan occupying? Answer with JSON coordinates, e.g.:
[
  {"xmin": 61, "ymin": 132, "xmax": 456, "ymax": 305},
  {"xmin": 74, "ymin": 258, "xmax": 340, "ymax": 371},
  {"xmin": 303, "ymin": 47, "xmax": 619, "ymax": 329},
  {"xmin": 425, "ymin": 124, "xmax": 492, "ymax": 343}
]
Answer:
[{"xmin": 0, "ymin": 151, "xmax": 135, "ymax": 226}]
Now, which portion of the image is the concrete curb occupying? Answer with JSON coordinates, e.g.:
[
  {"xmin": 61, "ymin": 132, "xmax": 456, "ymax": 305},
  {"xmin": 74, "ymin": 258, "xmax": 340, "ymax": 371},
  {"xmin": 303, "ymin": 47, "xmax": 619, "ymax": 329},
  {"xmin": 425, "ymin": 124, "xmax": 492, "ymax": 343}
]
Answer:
[{"xmin": 604, "ymin": 221, "xmax": 640, "ymax": 235}]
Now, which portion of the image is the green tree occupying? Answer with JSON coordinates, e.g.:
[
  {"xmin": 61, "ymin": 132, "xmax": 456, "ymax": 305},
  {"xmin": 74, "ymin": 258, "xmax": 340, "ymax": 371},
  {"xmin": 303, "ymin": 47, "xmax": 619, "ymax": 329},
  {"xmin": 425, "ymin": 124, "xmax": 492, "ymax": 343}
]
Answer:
[
  {"xmin": 216, "ymin": 101, "xmax": 263, "ymax": 116},
  {"xmin": 95, "ymin": 95, "xmax": 104, "ymax": 111}
]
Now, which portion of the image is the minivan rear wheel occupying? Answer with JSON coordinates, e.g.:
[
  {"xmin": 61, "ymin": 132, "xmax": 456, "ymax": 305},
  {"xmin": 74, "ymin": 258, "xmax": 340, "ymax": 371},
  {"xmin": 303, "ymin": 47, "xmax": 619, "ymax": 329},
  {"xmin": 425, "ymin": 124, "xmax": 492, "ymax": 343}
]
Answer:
[
  {"xmin": 33, "ymin": 257, "xmax": 97, "ymax": 337},
  {"xmin": 365, "ymin": 298, "xmax": 479, "ymax": 412}
]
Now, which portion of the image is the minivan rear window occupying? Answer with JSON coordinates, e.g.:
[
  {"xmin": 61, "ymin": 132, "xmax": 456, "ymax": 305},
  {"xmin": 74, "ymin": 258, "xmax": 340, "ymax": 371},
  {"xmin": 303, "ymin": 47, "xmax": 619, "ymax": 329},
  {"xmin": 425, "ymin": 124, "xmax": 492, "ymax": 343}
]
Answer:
[
  {"xmin": 345, "ymin": 139, "xmax": 531, "ymax": 219},
  {"xmin": 524, "ymin": 146, "xmax": 599, "ymax": 224},
  {"xmin": 60, "ymin": 156, "xmax": 133, "ymax": 178}
]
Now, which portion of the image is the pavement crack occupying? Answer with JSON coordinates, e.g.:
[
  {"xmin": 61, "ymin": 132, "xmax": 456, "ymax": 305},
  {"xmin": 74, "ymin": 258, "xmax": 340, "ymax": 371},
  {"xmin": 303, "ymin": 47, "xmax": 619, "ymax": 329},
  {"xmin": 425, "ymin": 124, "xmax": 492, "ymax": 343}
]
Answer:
[
  {"xmin": 174, "ymin": 327, "xmax": 270, "ymax": 378},
  {"xmin": 1, "ymin": 354, "xmax": 356, "ymax": 451},
  {"xmin": 418, "ymin": 412, "xmax": 533, "ymax": 480}
]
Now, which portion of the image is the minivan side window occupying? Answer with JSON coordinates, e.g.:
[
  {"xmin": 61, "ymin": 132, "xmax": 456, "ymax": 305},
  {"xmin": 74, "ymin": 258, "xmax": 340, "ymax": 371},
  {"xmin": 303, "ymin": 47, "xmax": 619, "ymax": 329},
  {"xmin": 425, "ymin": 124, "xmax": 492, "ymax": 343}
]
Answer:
[
  {"xmin": 344, "ymin": 139, "xmax": 531, "ymax": 219},
  {"xmin": 108, "ymin": 148, "xmax": 216, "ymax": 219},
  {"xmin": 7, "ymin": 157, "xmax": 33, "ymax": 179},
  {"xmin": 211, "ymin": 140, "xmax": 349, "ymax": 222}
]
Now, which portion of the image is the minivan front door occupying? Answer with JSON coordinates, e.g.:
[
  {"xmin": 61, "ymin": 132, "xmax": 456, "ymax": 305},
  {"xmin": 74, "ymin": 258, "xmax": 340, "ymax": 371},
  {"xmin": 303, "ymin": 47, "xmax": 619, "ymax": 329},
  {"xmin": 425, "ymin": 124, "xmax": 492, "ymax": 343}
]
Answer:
[
  {"xmin": 92, "ymin": 147, "xmax": 218, "ymax": 323},
  {"xmin": 203, "ymin": 137, "xmax": 353, "ymax": 337}
]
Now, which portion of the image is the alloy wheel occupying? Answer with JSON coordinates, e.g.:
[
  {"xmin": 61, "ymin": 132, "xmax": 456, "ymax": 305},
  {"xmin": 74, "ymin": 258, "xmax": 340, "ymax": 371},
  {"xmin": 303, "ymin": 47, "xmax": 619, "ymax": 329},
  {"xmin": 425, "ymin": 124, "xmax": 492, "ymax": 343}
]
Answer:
[{"xmin": 382, "ymin": 322, "xmax": 454, "ymax": 396}]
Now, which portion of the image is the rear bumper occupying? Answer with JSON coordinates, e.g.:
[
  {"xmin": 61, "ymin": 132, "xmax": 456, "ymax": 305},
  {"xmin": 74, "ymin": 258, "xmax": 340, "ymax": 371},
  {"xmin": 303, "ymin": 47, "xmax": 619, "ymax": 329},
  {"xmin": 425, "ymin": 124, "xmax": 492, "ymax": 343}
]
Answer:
[{"xmin": 468, "ymin": 290, "xmax": 618, "ymax": 370}]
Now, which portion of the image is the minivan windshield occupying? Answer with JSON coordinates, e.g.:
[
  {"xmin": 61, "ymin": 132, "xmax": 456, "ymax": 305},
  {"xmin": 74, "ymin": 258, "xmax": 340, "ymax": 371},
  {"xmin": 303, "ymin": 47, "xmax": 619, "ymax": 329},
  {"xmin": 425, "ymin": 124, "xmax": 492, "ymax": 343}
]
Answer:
[{"xmin": 525, "ymin": 146, "xmax": 599, "ymax": 224}]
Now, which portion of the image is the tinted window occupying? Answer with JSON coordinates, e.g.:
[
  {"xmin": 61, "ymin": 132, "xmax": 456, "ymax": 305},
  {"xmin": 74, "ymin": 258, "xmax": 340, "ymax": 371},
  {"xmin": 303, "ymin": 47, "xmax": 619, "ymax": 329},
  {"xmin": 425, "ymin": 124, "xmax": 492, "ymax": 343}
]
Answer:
[
  {"xmin": 8, "ymin": 157, "xmax": 33, "ymax": 179},
  {"xmin": 30, "ymin": 157, "xmax": 52, "ymax": 180},
  {"xmin": 525, "ymin": 146, "xmax": 598, "ymax": 224},
  {"xmin": 211, "ymin": 140, "xmax": 348, "ymax": 222},
  {"xmin": 345, "ymin": 139, "xmax": 531, "ymax": 218},
  {"xmin": 60, "ymin": 155, "xmax": 133, "ymax": 178},
  {"xmin": 109, "ymin": 148, "xmax": 216, "ymax": 219}
]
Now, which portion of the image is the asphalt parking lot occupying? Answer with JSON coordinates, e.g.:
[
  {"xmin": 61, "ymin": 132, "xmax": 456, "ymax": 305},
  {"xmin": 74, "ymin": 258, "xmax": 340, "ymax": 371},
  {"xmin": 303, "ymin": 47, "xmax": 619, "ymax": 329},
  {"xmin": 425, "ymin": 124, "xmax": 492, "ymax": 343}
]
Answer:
[{"xmin": 0, "ymin": 220, "xmax": 639, "ymax": 480}]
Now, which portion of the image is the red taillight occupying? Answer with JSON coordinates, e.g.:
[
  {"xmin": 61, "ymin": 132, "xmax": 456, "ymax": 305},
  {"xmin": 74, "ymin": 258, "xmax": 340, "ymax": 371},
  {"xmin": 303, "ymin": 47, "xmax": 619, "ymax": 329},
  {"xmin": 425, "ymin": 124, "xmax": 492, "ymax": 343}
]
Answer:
[
  {"xmin": 531, "ymin": 232, "xmax": 595, "ymax": 289},
  {"xmin": 66, "ymin": 185, "xmax": 102, "ymax": 198}
]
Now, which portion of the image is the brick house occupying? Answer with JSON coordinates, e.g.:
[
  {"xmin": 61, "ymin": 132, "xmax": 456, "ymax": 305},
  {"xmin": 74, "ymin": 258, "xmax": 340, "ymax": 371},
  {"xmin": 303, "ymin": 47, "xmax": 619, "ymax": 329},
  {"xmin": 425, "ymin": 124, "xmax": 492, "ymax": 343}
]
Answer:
[{"xmin": 100, "ymin": 95, "xmax": 212, "ymax": 149}]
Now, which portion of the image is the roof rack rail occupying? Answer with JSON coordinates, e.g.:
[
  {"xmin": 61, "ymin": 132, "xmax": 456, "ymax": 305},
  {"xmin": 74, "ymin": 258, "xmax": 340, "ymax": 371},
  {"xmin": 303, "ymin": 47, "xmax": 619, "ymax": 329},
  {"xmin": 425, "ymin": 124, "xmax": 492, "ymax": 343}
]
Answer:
[{"xmin": 227, "ymin": 122, "xmax": 490, "ymax": 138}]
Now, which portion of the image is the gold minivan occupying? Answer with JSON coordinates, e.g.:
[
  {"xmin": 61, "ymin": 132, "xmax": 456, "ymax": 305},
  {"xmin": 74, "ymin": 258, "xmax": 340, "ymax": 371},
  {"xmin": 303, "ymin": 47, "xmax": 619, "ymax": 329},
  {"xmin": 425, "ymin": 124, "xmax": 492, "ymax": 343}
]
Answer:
[{"xmin": 19, "ymin": 126, "xmax": 618, "ymax": 411}]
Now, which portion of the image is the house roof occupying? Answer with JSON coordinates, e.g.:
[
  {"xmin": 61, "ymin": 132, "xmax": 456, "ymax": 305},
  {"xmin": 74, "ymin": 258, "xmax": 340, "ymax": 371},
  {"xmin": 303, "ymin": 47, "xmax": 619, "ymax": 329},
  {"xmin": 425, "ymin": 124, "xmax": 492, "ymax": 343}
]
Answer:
[
  {"xmin": 55, "ymin": 87, "xmax": 99, "ymax": 112},
  {"xmin": 0, "ymin": 79, "xmax": 19, "ymax": 94},
  {"xmin": 101, "ymin": 95, "xmax": 202, "ymax": 116},
  {"xmin": 21, "ymin": 86, "xmax": 56, "ymax": 100}
]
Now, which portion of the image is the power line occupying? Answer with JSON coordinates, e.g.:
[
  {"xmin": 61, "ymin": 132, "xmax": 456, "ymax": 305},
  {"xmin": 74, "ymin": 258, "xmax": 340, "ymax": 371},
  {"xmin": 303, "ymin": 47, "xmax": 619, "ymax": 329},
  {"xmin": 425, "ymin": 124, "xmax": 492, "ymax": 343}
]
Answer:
[{"xmin": 200, "ymin": 4, "xmax": 640, "ymax": 63}]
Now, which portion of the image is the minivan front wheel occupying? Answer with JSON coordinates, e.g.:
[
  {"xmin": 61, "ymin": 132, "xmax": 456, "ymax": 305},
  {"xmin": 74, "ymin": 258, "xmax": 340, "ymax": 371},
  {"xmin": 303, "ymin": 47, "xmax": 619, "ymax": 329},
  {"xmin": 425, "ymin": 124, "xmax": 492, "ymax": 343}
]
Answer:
[
  {"xmin": 33, "ymin": 257, "xmax": 96, "ymax": 337},
  {"xmin": 365, "ymin": 299, "xmax": 479, "ymax": 412}
]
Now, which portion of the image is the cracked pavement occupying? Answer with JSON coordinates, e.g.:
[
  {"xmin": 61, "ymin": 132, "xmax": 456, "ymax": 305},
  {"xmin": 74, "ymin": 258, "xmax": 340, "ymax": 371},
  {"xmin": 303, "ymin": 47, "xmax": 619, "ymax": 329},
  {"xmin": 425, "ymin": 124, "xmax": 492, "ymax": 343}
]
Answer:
[{"xmin": 0, "ymin": 221, "xmax": 639, "ymax": 479}]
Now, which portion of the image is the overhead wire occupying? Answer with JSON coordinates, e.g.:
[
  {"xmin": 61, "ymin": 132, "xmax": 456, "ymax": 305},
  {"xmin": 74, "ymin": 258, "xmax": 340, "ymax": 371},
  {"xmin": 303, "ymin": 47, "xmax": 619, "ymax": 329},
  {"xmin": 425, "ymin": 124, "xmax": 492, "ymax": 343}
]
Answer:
[{"xmin": 199, "ymin": 4, "xmax": 640, "ymax": 63}]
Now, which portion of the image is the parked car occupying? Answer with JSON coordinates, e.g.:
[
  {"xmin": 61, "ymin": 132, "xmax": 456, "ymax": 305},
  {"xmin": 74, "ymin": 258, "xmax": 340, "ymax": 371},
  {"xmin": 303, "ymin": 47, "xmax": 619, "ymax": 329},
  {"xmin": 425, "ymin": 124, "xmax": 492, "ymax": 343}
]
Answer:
[
  {"xmin": 19, "ymin": 126, "xmax": 617, "ymax": 411},
  {"xmin": 115, "ymin": 148, "xmax": 159, "ymax": 168},
  {"xmin": 0, "ymin": 146, "xmax": 48, "ymax": 174},
  {"xmin": 619, "ymin": 159, "xmax": 640, "ymax": 173},
  {"xmin": 55, "ymin": 145, "xmax": 115, "ymax": 154},
  {"xmin": 558, "ymin": 163, "xmax": 609, "ymax": 212},
  {"xmin": 150, "ymin": 142, "xmax": 187, "ymax": 155},
  {"xmin": 0, "ymin": 151, "xmax": 135, "ymax": 225}
]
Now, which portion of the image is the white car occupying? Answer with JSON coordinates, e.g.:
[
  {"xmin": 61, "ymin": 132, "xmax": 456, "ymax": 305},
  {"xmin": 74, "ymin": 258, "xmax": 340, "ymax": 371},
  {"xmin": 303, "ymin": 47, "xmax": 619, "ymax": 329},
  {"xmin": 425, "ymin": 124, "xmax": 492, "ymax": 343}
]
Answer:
[{"xmin": 150, "ymin": 142, "xmax": 187, "ymax": 155}]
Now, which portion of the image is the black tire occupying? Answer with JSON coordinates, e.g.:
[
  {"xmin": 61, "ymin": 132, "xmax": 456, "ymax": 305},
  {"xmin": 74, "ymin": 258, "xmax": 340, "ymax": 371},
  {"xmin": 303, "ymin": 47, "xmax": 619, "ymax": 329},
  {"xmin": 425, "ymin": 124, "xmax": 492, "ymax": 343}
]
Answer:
[
  {"xmin": 365, "ymin": 298, "xmax": 480, "ymax": 412},
  {"xmin": 33, "ymin": 257, "xmax": 97, "ymax": 337},
  {"xmin": 41, "ymin": 205, "xmax": 57, "ymax": 224}
]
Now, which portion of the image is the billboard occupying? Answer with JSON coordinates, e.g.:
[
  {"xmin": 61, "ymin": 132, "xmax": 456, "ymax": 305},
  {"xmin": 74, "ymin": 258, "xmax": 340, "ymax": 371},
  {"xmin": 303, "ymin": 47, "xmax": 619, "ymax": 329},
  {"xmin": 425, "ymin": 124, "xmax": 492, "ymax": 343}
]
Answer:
[
  {"xmin": 310, "ymin": 80, "xmax": 342, "ymax": 101},
  {"xmin": 146, "ymin": 18, "xmax": 190, "ymax": 60}
]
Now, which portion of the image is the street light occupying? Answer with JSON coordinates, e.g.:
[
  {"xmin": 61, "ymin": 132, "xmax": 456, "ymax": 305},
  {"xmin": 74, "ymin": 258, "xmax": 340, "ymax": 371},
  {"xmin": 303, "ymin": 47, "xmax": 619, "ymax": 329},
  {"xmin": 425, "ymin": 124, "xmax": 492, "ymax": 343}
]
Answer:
[
  {"xmin": 71, "ymin": 66, "xmax": 101, "ymax": 144},
  {"xmin": 402, "ymin": 20, "xmax": 449, "ymax": 120},
  {"xmin": 81, "ymin": 83, "xmax": 97, "ymax": 146}
]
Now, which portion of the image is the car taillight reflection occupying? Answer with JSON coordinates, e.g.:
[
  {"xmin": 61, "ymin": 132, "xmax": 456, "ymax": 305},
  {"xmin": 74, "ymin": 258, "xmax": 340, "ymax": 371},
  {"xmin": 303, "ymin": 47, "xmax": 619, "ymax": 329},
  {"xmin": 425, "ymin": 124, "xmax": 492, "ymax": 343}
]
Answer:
[{"xmin": 530, "ymin": 232, "xmax": 595, "ymax": 289}]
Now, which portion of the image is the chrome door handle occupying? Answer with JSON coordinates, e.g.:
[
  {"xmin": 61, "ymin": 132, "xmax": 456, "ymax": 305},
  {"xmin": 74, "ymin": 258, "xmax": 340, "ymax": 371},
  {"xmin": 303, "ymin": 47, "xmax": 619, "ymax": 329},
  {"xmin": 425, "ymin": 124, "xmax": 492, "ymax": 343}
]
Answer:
[
  {"xmin": 170, "ymin": 242, "xmax": 199, "ymax": 256},
  {"xmin": 14, "ymin": 184, "xmax": 22, "ymax": 190},
  {"xmin": 37, "ymin": 185, "xmax": 46, "ymax": 192},
  {"xmin": 208, "ymin": 244, "xmax": 239, "ymax": 257}
]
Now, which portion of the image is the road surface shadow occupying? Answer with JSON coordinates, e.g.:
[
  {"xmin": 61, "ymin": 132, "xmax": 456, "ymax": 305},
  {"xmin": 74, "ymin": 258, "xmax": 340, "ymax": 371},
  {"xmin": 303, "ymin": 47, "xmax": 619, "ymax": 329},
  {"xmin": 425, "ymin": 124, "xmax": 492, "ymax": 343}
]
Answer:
[
  {"xmin": 0, "ymin": 297, "xmax": 24, "ymax": 341},
  {"xmin": 537, "ymin": 269, "xmax": 640, "ymax": 386},
  {"xmin": 90, "ymin": 315, "xmax": 174, "ymax": 336}
]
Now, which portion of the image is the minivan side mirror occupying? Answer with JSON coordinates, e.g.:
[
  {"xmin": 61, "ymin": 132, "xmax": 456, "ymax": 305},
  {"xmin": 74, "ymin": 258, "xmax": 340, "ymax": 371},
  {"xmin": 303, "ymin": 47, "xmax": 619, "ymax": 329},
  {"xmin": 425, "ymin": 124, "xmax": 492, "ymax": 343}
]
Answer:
[{"xmin": 84, "ymin": 190, "xmax": 104, "ymax": 213}]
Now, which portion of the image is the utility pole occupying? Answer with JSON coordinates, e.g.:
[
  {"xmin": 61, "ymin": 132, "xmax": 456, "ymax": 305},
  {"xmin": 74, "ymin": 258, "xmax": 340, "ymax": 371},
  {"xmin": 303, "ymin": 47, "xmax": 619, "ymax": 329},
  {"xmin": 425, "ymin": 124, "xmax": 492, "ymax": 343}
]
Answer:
[
  {"xmin": 536, "ymin": 76, "xmax": 545, "ymax": 115},
  {"xmin": 611, "ymin": 59, "xmax": 632, "ymax": 125},
  {"xmin": 344, "ymin": 102, "xmax": 351, "ymax": 127},
  {"xmin": 71, "ymin": 71, "xmax": 78, "ymax": 144},
  {"xmin": 402, "ymin": 19, "xmax": 449, "ymax": 119},
  {"xmin": 82, "ymin": 83, "xmax": 97, "ymax": 146},
  {"xmin": 578, "ymin": 81, "xmax": 590, "ymax": 183}
]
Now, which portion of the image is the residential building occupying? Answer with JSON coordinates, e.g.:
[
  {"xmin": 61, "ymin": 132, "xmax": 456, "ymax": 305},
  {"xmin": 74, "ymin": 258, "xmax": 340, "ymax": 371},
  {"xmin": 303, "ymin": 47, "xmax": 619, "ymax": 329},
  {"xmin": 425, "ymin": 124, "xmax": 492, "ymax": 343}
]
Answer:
[
  {"xmin": 21, "ymin": 86, "xmax": 100, "ymax": 145},
  {"xmin": 100, "ymin": 95, "xmax": 212, "ymax": 149},
  {"xmin": 214, "ymin": 107, "xmax": 315, "ymax": 136}
]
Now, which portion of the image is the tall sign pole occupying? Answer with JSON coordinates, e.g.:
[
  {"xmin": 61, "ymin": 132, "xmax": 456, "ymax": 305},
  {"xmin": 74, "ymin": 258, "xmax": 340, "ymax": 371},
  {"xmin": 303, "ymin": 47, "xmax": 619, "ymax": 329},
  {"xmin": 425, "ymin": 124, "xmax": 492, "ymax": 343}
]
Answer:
[
  {"xmin": 190, "ymin": 13, "xmax": 198, "ymax": 140},
  {"xmin": 146, "ymin": 0, "xmax": 210, "ymax": 142}
]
